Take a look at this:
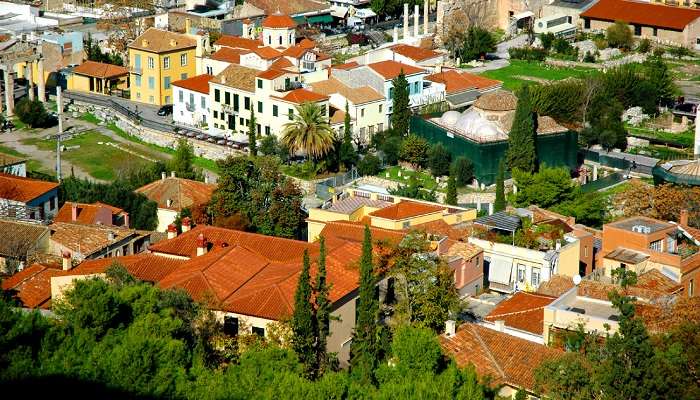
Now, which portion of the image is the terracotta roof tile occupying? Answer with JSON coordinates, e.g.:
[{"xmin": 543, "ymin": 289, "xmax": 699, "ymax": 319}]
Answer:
[
  {"xmin": 425, "ymin": 70, "xmax": 501, "ymax": 94},
  {"xmin": 261, "ymin": 13, "xmax": 297, "ymax": 29},
  {"xmin": 172, "ymin": 74, "xmax": 213, "ymax": 94},
  {"xmin": 409, "ymin": 219, "xmax": 469, "ymax": 240},
  {"xmin": 256, "ymin": 68, "xmax": 287, "ymax": 79},
  {"xmin": 370, "ymin": 201, "xmax": 445, "ymax": 220},
  {"xmin": 135, "ymin": 177, "xmax": 216, "ymax": 211},
  {"xmin": 310, "ymin": 77, "xmax": 384, "ymax": 104},
  {"xmin": 1, "ymin": 263, "xmax": 64, "ymax": 309},
  {"xmin": 473, "ymin": 89, "xmax": 517, "ymax": 111},
  {"xmin": 248, "ymin": 0, "xmax": 327, "ymax": 17},
  {"xmin": 484, "ymin": 292, "xmax": 556, "ymax": 335},
  {"xmin": 0, "ymin": 173, "xmax": 58, "ymax": 203},
  {"xmin": 446, "ymin": 241, "xmax": 482, "ymax": 260},
  {"xmin": 332, "ymin": 61, "xmax": 359, "ymax": 70},
  {"xmin": 299, "ymin": 38, "xmax": 315, "ymax": 49},
  {"xmin": 281, "ymin": 45, "xmax": 308, "ymax": 58},
  {"xmin": 440, "ymin": 324, "xmax": 563, "ymax": 391},
  {"xmin": 0, "ymin": 219, "xmax": 49, "ymax": 258},
  {"xmin": 391, "ymin": 44, "xmax": 441, "ymax": 62},
  {"xmin": 329, "ymin": 107, "xmax": 346, "ymax": 124},
  {"xmin": 54, "ymin": 202, "xmax": 126, "ymax": 225},
  {"xmin": 276, "ymin": 88, "xmax": 328, "ymax": 104},
  {"xmin": 367, "ymin": 60, "xmax": 425, "ymax": 80},
  {"xmin": 210, "ymin": 47, "xmax": 250, "ymax": 64},
  {"xmin": 318, "ymin": 220, "xmax": 406, "ymax": 245},
  {"xmin": 580, "ymin": 0, "xmax": 700, "ymax": 31},
  {"xmin": 536, "ymin": 274, "xmax": 575, "ymax": 297},
  {"xmin": 72, "ymin": 60, "xmax": 128, "ymax": 78},
  {"xmin": 49, "ymin": 222, "xmax": 142, "ymax": 258},
  {"xmin": 270, "ymin": 57, "xmax": 294, "ymax": 70},
  {"xmin": 254, "ymin": 46, "xmax": 283, "ymax": 60},
  {"xmin": 128, "ymin": 28, "xmax": 197, "ymax": 53},
  {"xmin": 213, "ymin": 35, "xmax": 262, "ymax": 51}
]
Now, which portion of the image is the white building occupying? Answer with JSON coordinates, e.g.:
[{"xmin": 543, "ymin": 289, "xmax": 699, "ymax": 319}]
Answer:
[{"xmin": 172, "ymin": 74, "xmax": 213, "ymax": 129}]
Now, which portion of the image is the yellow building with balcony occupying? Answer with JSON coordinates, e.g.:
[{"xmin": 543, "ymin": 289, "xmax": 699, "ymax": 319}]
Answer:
[{"xmin": 128, "ymin": 28, "xmax": 197, "ymax": 106}]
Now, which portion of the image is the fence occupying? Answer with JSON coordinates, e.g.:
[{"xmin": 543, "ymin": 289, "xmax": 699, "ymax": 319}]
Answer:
[
  {"xmin": 315, "ymin": 168, "xmax": 359, "ymax": 201},
  {"xmin": 580, "ymin": 149, "xmax": 659, "ymax": 176},
  {"xmin": 580, "ymin": 172, "xmax": 626, "ymax": 193}
]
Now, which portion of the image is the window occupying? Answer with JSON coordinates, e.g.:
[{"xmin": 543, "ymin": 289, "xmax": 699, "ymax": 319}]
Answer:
[
  {"xmin": 239, "ymin": 117, "xmax": 244, "ymax": 125},
  {"xmin": 379, "ymin": 104, "xmax": 383, "ymax": 113},
  {"xmin": 164, "ymin": 76, "xmax": 171, "ymax": 89},
  {"xmin": 517, "ymin": 264, "xmax": 526, "ymax": 282},
  {"xmin": 135, "ymin": 75, "xmax": 141, "ymax": 87},
  {"xmin": 206, "ymin": 65, "xmax": 213, "ymax": 74},
  {"xmin": 228, "ymin": 115, "xmax": 235, "ymax": 130},
  {"xmin": 653, "ymin": 27, "xmax": 658, "ymax": 37},
  {"xmin": 402, "ymin": 221, "xmax": 410, "ymax": 229},
  {"xmin": 532, "ymin": 268, "xmax": 541, "ymax": 287},
  {"xmin": 257, "ymin": 101, "xmax": 263, "ymax": 113},
  {"xmin": 223, "ymin": 316, "xmax": 238, "ymax": 336},
  {"xmin": 178, "ymin": 90, "xmax": 183, "ymax": 103},
  {"xmin": 181, "ymin": 73, "xmax": 187, "ymax": 80},
  {"xmin": 320, "ymin": 104, "xmax": 326, "ymax": 116},
  {"xmin": 257, "ymin": 79, "xmax": 262, "ymax": 89},
  {"xmin": 288, "ymin": 108, "xmax": 294, "ymax": 120},
  {"xmin": 256, "ymin": 124, "xmax": 261, "ymax": 135},
  {"xmin": 360, "ymin": 127, "xmax": 366, "ymax": 140},
  {"xmin": 361, "ymin": 108, "xmax": 365, "ymax": 117},
  {"xmin": 650, "ymin": 240, "xmax": 662, "ymax": 252},
  {"xmin": 148, "ymin": 77, "xmax": 155, "ymax": 89},
  {"xmin": 413, "ymin": 82, "xmax": 420, "ymax": 94},
  {"xmin": 278, "ymin": 36, "xmax": 282, "ymax": 45},
  {"xmin": 180, "ymin": 53, "xmax": 187, "ymax": 66},
  {"xmin": 189, "ymin": 93, "xmax": 194, "ymax": 105},
  {"xmin": 584, "ymin": 18, "xmax": 590, "ymax": 29},
  {"xmin": 234, "ymin": 94, "xmax": 239, "ymax": 111},
  {"xmin": 378, "ymin": 123, "xmax": 383, "ymax": 132},
  {"xmin": 584, "ymin": 246, "xmax": 588, "ymax": 257},
  {"xmin": 690, "ymin": 279, "xmax": 695, "ymax": 297},
  {"xmin": 49, "ymin": 197, "xmax": 56, "ymax": 211},
  {"xmin": 252, "ymin": 327, "xmax": 265, "ymax": 337},
  {"xmin": 225, "ymin": 91, "xmax": 230, "ymax": 105},
  {"xmin": 136, "ymin": 92, "xmax": 141, "ymax": 99},
  {"xmin": 213, "ymin": 110, "xmax": 218, "ymax": 119},
  {"xmin": 214, "ymin": 88, "xmax": 220, "ymax": 102},
  {"xmin": 634, "ymin": 25, "xmax": 641, "ymax": 36},
  {"xmin": 201, "ymin": 95, "xmax": 206, "ymax": 109},
  {"xmin": 163, "ymin": 56, "xmax": 170, "ymax": 69},
  {"xmin": 147, "ymin": 56, "xmax": 154, "ymax": 69},
  {"xmin": 265, "ymin": 126, "xmax": 270, "ymax": 135},
  {"xmin": 268, "ymin": 35, "xmax": 271, "ymax": 45},
  {"xmin": 134, "ymin": 54, "xmax": 141, "ymax": 69},
  {"xmin": 273, "ymin": 104, "xmax": 278, "ymax": 117},
  {"xmin": 389, "ymin": 87, "xmax": 394, "ymax": 99},
  {"xmin": 149, "ymin": 95, "xmax": 154, "ymax": 103},
  {"xmin": 244, "ymin": 97, "xmax": 250, "ymax": 110}
]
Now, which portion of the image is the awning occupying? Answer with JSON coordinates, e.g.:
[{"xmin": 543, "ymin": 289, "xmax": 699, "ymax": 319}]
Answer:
[
  {"xmin": 354, "ymin": 8, "xmax": 376, "ymax": 18},
  {"xmin": 292, "ymin": 16, "xmax": 306, "ymax": 24},
  {"xmin": 446, "ymin": 89, "xmax": 479, "ymax": 108},
  {"xmin": 306, "ymin": 14, "xmax": 333, "ymax": 24},
  {"xmin": 488, "ymin": 257, "xmax": 513, "ymax": 285},
  {"xmin": 513, "ymin": 11, "xmax": 534, "ymax": 20},
  {"xmin": 331, "ymin": 5, "xmax": 349, "ymax": 18}
]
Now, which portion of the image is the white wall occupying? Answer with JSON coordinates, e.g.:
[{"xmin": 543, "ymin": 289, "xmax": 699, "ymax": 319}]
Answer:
[{"xmin": 173, "ymin": 86, "xmax": 210, "ymax": 128}]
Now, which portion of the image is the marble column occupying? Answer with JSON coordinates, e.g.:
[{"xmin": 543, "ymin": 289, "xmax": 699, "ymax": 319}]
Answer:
[
  {"xmin": 423, "ymin": 0, "xmax": 429, "ymax": 35},
  {"xmin": 0, "ymin": 72, "xmax": 3, "ymax": 115},
  {"xmin": 414, "ymin": 4, "xmax": 420, "ymax": 37},
  {"xmin": 27, "ymin": 63, "xmax": 35, "ymax": 101},
  {"xmin": 403, "ymin": 3, "xmax": 409, "ymax": 40},
  {"xmin": 37, "ymin": 59, "xmax": 45, "ymax": 102},
  {"xmin": 5, "ymin": 69, "xmax": 14, "ymax": 117}
]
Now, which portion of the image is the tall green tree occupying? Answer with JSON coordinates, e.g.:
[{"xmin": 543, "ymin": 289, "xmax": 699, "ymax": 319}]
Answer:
[
  {"xmin": 248, "ymin": 108, "xmax": 257, "ymax": 157},
  {"xmin": 452, "ymin": 157, "xmax": 474, "ymax": 187},
  {"xmin": 428, "ymin": 143, "xmax": 451, "ymax": 177},
  {"xmin": 512, "ymin": 165, "xmax": 575, "ymax": 208},
  {"xmin": 506, "ymin": 85, "xmax": 537, "ymax": 173},
  {"xmin": 351, "ymin": 226, "xmax": 379, "ymax": 383},
  {"xmin": 446, "ymin": 174, "xmax": 458, "ymax": 206},
  {"xmin": 399, "ymin": 134, "xmax": 429, "ymax": 169},
  {"xmin": 314, "ymin": 237, "xmax": 331, "ymax": 376},
  {"xmin": 340, "ymin": 102, "xmax": 358, "ymax": 169},
  {"xmin": 494, "ymin": 160, "xmax": 506, "ymax": 212},
  {"xmin": 281, "ymin": 102, "xmax": 335, "ymax": 159},
  {"xmin": 169, "ymin": 139, "xmax": 202, "ymax": 180},
  {"xmin": 606, "ymin": 20, "xmax": 633, "ymax": 49},
  {"xmin": 391, "ymin": 71, "xmax": 411, "ymax": 136},
  {"xmin": 291, "ymin": 250, "xmax": 317, "ymax": 378},
  {"xmin": 15, "ymin": 98, "xmax": 48, "ymax": 128},
  {"xmin": 461, "ymin": 27, "xmax": 496, "ymax": 61}
]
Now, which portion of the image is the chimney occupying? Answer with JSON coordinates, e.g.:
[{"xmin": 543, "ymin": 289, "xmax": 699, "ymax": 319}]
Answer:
[
  {"xmin": 494, "ymin": 320, "xmax": 505, "ymax": 332},
  {"xmin": 680, "ymin": 209, "xmax": 689, "ymax": 226},
  {"xmin": 107, "ymin": 231, "xmax": 115, "ymax": 241},
  {"xmin": 196, "ymin": 233, "xmax": 208, "ymax": 256},
  {"xmin": 161, "ymin": 171, "xmax": 166, "ymax": 180},
  {"xmin": 170, "ymin": 39, "xmax": 177, "ymax": 47},
  {"xmin": 71, "ymin": 202, "xmax": 78, "ymax": 221},
  {"xmin": 171, "ymin": 171, "xmax": 176, "ymax": 178},
  {"xmin": 62, "ymin": 250, "xmax": 72, "ymax": 271},
  {"xmin": 167, "ymin": 224, "xmax": 177, "ymax": 239},
  {"xmin": 142, "ymin": 39, "xmax": 149, "ymax": 47},
  {"xmin": 123, "ymin": 213, "xmax": 129, "ymax": 228},
  {"xmin": 414, "ymin": 4, "xmax": 420, "ymax": 37},
  {"xmin": 185, "ymin": 18, "xmax": 192, "ymax": 34},
  {"xmin": 393, "ymin": 26, "xmax": 398, "ymax": 43},
  {"xmin": 403, "ymin": 3, "xmax": 409, "ymax": 40},
  {"xmin": 167, "ymin": 199, "xmax": 173, "ymax": 208},
  {"xmin": 445, "ymin": 320, "xmax": 456, "ymax": 336},
  {"xmin": 181, "ymin": 217, "xmax": 191, "ymax": 232}
]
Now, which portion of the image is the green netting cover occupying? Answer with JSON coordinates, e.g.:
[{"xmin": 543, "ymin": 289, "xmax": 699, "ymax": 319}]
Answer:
[
  {"xmin": 410, "ymin": 116, "xmax": 579, "ymax": 185},
  {"xmin": 652, "ymin": 165, "xmax": 700, "ymax": 186}
]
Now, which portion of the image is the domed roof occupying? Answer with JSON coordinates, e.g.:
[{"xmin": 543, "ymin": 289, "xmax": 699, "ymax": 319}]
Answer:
[
  {"xmin": 454, "ymin": 108, "xmax": 501, "ymax": 138},
  {"xmin": 262, "ymin": 13, "xmax": 297, "ymax": 29},
  {"xmin": 473, "ymin": 90, "xmax": 517, "ymax": 112},
  {"xmin": 668, "ymin": 160, "xmax": 700, "ymax": 177},
  {"xmin": 439, "ymin": 110, "xmax": 461, "ymax": 127}
]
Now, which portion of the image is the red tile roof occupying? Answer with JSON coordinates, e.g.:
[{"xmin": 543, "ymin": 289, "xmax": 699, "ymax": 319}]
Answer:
[
  {"xmin": 214, "ymin": 35, "xmax": 262, "ymax": 50},
  {"xmin": 367, "ymin": 60, "xmax": 425, "ymax": 80},
  {"xmin": 484, "ymin": 292, "xmax": 556, "ymax": 335},
  {"xmin": 248, "ymin": 0, "xmax": 327, "ymax": 18},
  {"xmin": 0, "ymin": 173, "xmax": 58, "ymax": 203},
  {"xmin": 257, "ymin": 68, "xmax": 287, "ymax": 80},
  {"xmin": 425, "ymin": 70, "xmax": 502, "ymax": 94},
  {"xmin": 135, "ymin": 177, "xmax": 216, "ymax": 212},
  {"xmin": 172, "ymin": 74, "xmax": 213, "ymax": 94},
  {"xmin": 391, "ymin": 44, "xmax": 441, "ymax": 62},
  {"xmin": 332, "ymin": 61, "xmax": 359, "ymax": 70},
  {"xmin": 536, "ymin": 274, "xmax": 575, "ymax": 297},
  {"xmin": 270, "ymin": 57, "xmax": 294, "ymax": 70},
  {"xmin": 54, "ymin": 202, "xmax": 126, "ymax": 225},
  {"xmin": 369, "ymin": 201, "xmax": 445, "ymax": 220},
  {"xmin": 72, "ymin": 60, "xmax": 128, "ymax": 78},
  {"xmin": 1, "ymin": 263, "xmax": 63, "ymax": 309},
  {"xmin": 440, "ymin": 324, "xmax": 563, "ymax": 391},
  {"xmin": 210, "ymin": 47, "xmax": 250, "ymax": 64},
  {"xmin": 261, "ymin": 13, "xmax": 297, "ymax": 29},
  {"xmin": 580, "ymin": 0, "xmax": 700, "ymax": 31},
  {"xmin": 299, "ymin": 38, "xmax": 315, "ymax": 49},
  {"xmin": 276, "ymin": 88, "xmax": 328, "ymax": 104},
  {"xmin": 282, "ymin": 45, "xmax": 309, "ymax": 59},
  {"xmin": 318, "ymin": 220, "xmax": 406, "ymax": 245},
  {"xmin": 254, "ymin": 46, "xmax": 283, "ymax": 60}
]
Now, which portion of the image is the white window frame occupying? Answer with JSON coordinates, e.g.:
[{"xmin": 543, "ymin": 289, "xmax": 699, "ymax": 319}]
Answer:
[
  {"xmin": 147, "ymin": 56, "xmax": 154, "ymax": 69},
  {"xmin": 180, "ymin": 53, "xmax": 187, "ymax": 66},
  {"xmin": 163, "ymin": 56, "xmax": 170, "ymax": 69}
]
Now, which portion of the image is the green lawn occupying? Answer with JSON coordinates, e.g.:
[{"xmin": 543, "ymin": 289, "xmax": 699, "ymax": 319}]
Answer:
[
  {"xmin": 21, "ymin": 131, "xmax": 158, "ymax": 181},
  {"xmin": 480, "ymin": 60, "xmax": 598, "ymax": 91},
  {"xmin": 626, "ymin": 125, "xmax": 694, "ymax": 148},
  {"xmin": 380, "ymin": 166, "xmax": 439, "ymax": 191},
  {"xmin": 0, "ymin": 144, "xmax": 50, "ymax": 174},
  {"xmin": 79, "ymin": 112, "xmax": 101, "ymax": 125}
]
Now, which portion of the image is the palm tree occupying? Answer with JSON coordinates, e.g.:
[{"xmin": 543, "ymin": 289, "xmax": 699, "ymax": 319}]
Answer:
[{"xmin": 281, "ymin": 102, "xmax": 335, "ymax": 159}]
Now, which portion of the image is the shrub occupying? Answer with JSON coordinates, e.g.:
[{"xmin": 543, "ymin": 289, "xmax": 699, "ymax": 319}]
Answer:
[
  {"xmin": 637, "ymin": 38, "xmax": 651, "ymax": 53},
  {"xmin": 653, "ymin": 47, "xmax": 666, "ymax": 57},
  {"xmin": 15, "ymin": 98, "xmax": 49, "ymax": 128},
  {"xmin": 583, "ymin": 51, "xmax": 596, "ymax": 63},
  {"xmin": 540, "ymin": 33, "xmax": 555, "ymax": 51},
  {"xmin": 606, "ymin": 21, "xmax": 633, "ymax": 49},
  {"xmin": 553, "ymin": 38, "xmax": 575, "ymax": 55},
  {"xmin": 357, "ymin": 154, "xmax": 382, "ymax": 176},
  {"xmin": 508, "ymin": 46, "xmax": 548, "ymax": 61},
  {"xmin": 428, "ymin": 143, "xmax": 451, "ymax": 177},
  {"xmin": 668, "ymin": 45, "xmax": 693, "ymax": 60},
  {"xmin": 593, "ymin": 38, "xmax": 608, "ymax": 50},
  {"xmin": 451, "ymin": 157, "xmax": 474, "ymax": 187}
]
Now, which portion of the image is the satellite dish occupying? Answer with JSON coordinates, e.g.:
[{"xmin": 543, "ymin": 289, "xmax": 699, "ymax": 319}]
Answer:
[{"xmin": 573, "ymin": 274, "xmax": 582, "ymax": 286}]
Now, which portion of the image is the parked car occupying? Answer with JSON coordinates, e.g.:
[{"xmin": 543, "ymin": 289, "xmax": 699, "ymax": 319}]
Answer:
[
  {"xmin": 186, "ymin": 132, "xmax": 196, "ymax": 138},
  {"xmin": 157, "ymin": 105, "xmax": 173, "ymax": 116},
  {"xmin": 195, "ymin": 134, "xmax": 205, "ymax": 140}
]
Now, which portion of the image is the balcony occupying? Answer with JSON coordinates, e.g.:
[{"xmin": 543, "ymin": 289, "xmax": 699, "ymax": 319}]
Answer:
[
  {"xmin": 221, "ymin": 104, "xmax": 237, "ymax": 114},
  {"xmin": 129, "ymin": 67, "xmax": 142, "ymax": 75},
  {"xmin": 185, "ymin": 102, "xmax": 195, "ymax": 112}
]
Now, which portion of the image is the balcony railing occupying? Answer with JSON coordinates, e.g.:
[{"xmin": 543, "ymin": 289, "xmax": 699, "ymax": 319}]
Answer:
[{"xmin": 129, "ymin": 67, "xmax": 142, "ymax": 75}]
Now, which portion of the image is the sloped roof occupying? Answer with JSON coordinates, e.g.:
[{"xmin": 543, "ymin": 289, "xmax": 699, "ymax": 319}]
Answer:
[
  {"xmin": 0, "ymin": 173, "xmax": 58, "ymax": 203},
  {"xmin": 247, "ymin": 0, "xmax": 328, "ymax": 16},
  {"xmin": 261, "ymin": 13, "xmax": 297, "ymax": 28},
  {"xmin": 446, "ymin": 241, "xmax": 482, "ymax": 261},
  {"xmin": 319, "ymin": 220, "xmax": 406, "ymax": 245},
  {"xmin": 367, "ymin": 60, "xmax": 425, "ymax": 80},
  {"xmin": 49, "ymin": 222, "xmax": 141, "ymax": 258},
  {"xmin": 72, "ymin": 60, "xmax": 128, "ymax": 78},
  {"xmin": 484, "ymin": 292, "xmax": 556, "ymax": 335},
  {"xmin": 214, "ymin": 35, "xmax": 262, "ymax": 51},
  {"xmin": 299, "ymin": 38, "xmax": 316, "ymax": 49},
  {"xmin": 135, "ymin": 177, "xmax": 216, "ymax": 212},
  {"xmin": 473, "ymin": 89, "xmax": 518, "ymax": 112},
  {"xmin": 310, "ymin": 77, "xmax": 384, "ymax": 104},
  {"xmin": 536, "ymin": 274, "xmax": 575, "ymax": 297},
  {"xmin": 1, "ymin": 263, "xmax": 65, "ymax": 309},
  {"xmin": 0, "ymin": 219, "xmax": 49, "ymax": 257},
  {"xmin": 210, "ymin": 47, "xmax": 250, "ymax": 64},
  {"xmin": 391, "ymin": 44, "xmax": 441, "ymax": 62},
  {"xmin": 172, "ymin": 74, "xmax": 213, "ymax": 94},
  {"xmin": 580, "ymin": 0, "xmax": 700, "ymax": 31},
  {"xmin": 425, "ymin": 70, "xmax": 501, "ymax": 94},
  {"xmin": 254, "ymin": 46, "xmax": 283, "ymax": 59},
  {"xmin": 257, "ymin": 68, "xmax": 287, "ymax": 79},
  {"xmin": 54, "ymin": 202, "xmax": 126, "ymax": 225},
  {"xmin": 281, "ymin": 45, "xmax": 308, "ymax": 59},
  {"xmin": 212, "ymin": 64, "xmax": 259, "ymax": 92},
  {"xmin": 370, "ymin": 201, "xmax": 445, "ymax": 220},
  {"xmin": 440, "ymin": 323, "xmax": 563, "ymax": 391},
  {"xmin": 276, "ymin": 88, "xmax": 328, "ymax": 103},
  {"xmin": 128, "ymin": 28, "xmax": 197, "ymax": 53}
]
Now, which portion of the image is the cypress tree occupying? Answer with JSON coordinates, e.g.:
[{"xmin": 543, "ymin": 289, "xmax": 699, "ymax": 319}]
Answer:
[
  {"xmin": 340, "ymin": 101, "xmax": 358, "ymax": 169},
  {"xmin": 315, "ymin": 236, "xmax": 330, "ymax": 375},
  {"xmin": 506, "ymin": 85, "xmax": 537, "ymax": 173},
  {"xmin": 248, "ymin": 108, "xmax": 257, "ymax": 157},
  {"xmin": 351, "ymin": 225, "xmax": 378, "ymax": 383},
  {"xmin": 391, "ymin": 71, "xmax": 411, "ymax": 136},
  {"xmin": 446, "ymin": 174, "xmax": 458, "ymax": 206},
  {"xmin": 494, "ymin": 160, "xmax": 506, "ymax": 212},
  {"xmin": 291, "ymin": 250, "xmax": 316, "ymax": 378}
]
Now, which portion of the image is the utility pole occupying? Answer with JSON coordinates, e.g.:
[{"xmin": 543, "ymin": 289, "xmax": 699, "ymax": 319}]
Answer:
[{"xmin": 56, "ymin": 86, "xmax": 63, "ymax": 182}]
